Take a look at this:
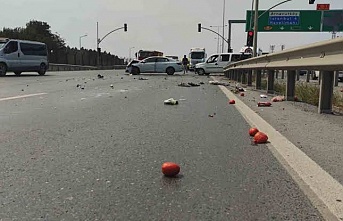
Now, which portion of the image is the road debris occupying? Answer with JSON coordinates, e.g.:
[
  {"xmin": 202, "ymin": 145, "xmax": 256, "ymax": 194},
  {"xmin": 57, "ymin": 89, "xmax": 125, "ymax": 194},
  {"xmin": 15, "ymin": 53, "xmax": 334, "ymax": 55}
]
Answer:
[
  {"xmin": 162, "ymin": 162, "xmax": 180, "ymax": 177},
  {"xmin": 110, "ymin": 84, "xmax": 114, "ymax": 89},
  {"xmin": 271, "ymin": 96, "xmax": 285, "ymax": 102},
  {"xmin": 229, "ymin": 99, "xmax": 235, "ymax": 104},
  {"xmin": 260, "ymin": 94, "xmax": 268, "ymax": 98},
  {"xmin": 209, "ymin": 81, "xmax": 230, "ymax": 86},
  {"xmin": 164, "ymin": 98, "xmax": 179, "ymax": 105},
  {"xmin": 199, "ymin": 82, "xmax": 205, "ymax": 85},
  {"xmin": 258, "ymin": 102, "xmax": 272, "ymax": 107},
  {"xmin": 188, "ymin": 82, "xmax": 200, "ymax": 87},
  {"xmin": 240, "ymin": 92, "xmax": 245, "ymax": 97},
  {"xmin": 178, "ymin": 83, "xmax": 191, "ymax": 87},
  {"xmin": 139, "ymin": 77, "xmax": 148, "ymax": 80},
  {"xmin": 97, "ymin": 74, "xmax": 104, "ymax": 79}
]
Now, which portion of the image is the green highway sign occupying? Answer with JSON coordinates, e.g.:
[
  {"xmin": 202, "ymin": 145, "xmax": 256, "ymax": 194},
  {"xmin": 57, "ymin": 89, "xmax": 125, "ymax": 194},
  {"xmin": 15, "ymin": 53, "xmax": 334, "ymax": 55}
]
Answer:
[{"xmin": 246, "ymin": 10, "xmax": 343, "ymax": 32}]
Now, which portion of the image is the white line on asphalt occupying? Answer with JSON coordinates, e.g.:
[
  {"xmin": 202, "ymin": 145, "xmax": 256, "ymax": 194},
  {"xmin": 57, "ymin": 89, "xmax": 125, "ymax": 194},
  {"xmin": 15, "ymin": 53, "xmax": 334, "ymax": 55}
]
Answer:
[
  {"xmin": 216, "ymin": 83, "xmax": 343, "ymax": 221},
  {"xmin": 0, "ymin": 93, "xmax": 47, "ymax": 102}
]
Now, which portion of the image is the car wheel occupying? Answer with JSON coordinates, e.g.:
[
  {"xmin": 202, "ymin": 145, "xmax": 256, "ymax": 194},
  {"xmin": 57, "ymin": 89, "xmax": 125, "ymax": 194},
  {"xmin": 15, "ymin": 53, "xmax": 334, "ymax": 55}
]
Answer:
[
  {"xmin": 38, "ymin": 63, "xmax": 47, "ymax": 76},
  {"xmin": 197, "ymin": 68, "xmax": 205, "ymax": 75},
  {"xmin": 14, "ymin": 72, "xmax": 22, "ymax": 76},
  {"xmin": 131, "ymin": 67, "xmax": 140, "ymax": 75},
  {"xmin": 166, "ymin": 67, "xmax": 175, "ymax": 75},
  {"xmin": 0, "ymin": 63, "xmax": 7, "ymax": 76}
]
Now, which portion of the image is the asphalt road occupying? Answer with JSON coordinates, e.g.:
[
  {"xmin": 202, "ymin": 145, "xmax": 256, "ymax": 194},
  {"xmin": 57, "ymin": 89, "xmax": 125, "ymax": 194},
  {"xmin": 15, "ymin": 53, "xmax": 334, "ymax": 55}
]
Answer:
[{"xmin": 0, "ymin": 70, "xmax": 323, "ymax": 220}]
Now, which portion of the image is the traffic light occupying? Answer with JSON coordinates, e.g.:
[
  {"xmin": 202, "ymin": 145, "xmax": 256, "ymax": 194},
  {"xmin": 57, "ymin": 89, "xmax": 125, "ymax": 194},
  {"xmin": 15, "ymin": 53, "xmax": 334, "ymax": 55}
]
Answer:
[
  {"xmin": 124, "ymin": 23, "xmax": 127, "ymax": 32},
  {"xmin": 198, "ymin": 23, "xmax": 201, "ymax": 32},
  {"xmin": 246, "ymin": 30, "xmax": 254, "ymax": 47},
  {"xmin": 309, "ymin": 0, "xmax": 315, "ymax": 4}
]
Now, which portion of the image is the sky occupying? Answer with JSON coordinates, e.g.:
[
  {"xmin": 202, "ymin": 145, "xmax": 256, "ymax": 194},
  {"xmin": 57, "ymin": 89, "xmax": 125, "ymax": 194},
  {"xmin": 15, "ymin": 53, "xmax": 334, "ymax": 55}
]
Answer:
[{"xmin": 1, "ymin": 0, "xmax": 342, "ymax": 59}]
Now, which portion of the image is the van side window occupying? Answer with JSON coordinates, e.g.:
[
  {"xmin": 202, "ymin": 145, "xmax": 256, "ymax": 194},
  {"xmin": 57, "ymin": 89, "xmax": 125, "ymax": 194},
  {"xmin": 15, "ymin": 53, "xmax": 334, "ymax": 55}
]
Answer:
[
  {"xmin": 5, "ymin": 41, "xmax": 18, "ymax": 54},
  {"xmin": 207, "ymin": 55, "xmax": 219, "ymax": 63},
  {"xmin": 221, "ymin": 54, "xmax": 230, "ymax": 62},
  {"xmin": 20, "ymin": 43, "xmax": 47, "ymax": 56},
  {"xmin": 231, "ymin": 54, "xmax": 241, "ymax": 62}
]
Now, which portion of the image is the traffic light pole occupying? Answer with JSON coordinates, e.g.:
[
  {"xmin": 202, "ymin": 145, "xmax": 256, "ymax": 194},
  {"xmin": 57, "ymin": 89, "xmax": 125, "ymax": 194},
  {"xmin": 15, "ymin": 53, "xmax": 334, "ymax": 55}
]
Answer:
[
  {"xmin": 199, "ymin": 25, "xmax": 230, "ymax": 52},
  {"xmin": 252, "ymin": 0, "xmax": 259, "ymax": 57}
]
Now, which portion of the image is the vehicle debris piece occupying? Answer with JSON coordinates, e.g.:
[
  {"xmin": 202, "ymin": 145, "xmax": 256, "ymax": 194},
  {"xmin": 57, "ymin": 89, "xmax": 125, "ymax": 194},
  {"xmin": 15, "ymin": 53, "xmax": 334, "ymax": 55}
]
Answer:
[
  {"xmin": 138, "ymin": 77, "xmax": 148, "ymax": 80},
  {"xmin": 260, "ymin": 94, "xmax": 268, "ymax": 98},
  {"xmin": 97, "ymin": 74, "xmax": 104, "ymax": 79},
  {"xmin": 164, "ymin": 98, "xmax": 179, "ymax": 105},
  {"xmin": 188, "ymin": 82, "xmax": 200, "ymax": 87}
]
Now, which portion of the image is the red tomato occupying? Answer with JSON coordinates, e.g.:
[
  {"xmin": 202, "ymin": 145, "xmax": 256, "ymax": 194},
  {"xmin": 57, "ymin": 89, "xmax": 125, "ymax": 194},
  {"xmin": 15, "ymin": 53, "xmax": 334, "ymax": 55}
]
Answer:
[
  {"xmin": 162, "ymin": 162, "xmax": 180, "ymax": 177},
  {"xmin": 240, "ymin": 92, "xmax": 245, "ymax": 97},
  {"xmin": 249, "ymin": 127, "xmax": 259, "ymax": 136},
  {"xmin": 254, "ymin": 132, "xmax": 269, "ymax": 144},
  {"xmin": 229, "ymin": 99, "xmax": 235, "ymax": 104}
]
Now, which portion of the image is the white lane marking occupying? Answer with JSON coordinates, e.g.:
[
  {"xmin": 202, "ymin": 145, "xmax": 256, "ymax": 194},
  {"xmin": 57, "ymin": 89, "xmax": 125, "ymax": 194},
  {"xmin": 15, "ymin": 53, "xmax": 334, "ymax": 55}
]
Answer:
[
  {"xmin": 0, "ymin": 93, "xmax": 47, "ymax": 102},
  {"xmin": 216, "ymin": 82, "xmax": 343, "ymax": 221}
]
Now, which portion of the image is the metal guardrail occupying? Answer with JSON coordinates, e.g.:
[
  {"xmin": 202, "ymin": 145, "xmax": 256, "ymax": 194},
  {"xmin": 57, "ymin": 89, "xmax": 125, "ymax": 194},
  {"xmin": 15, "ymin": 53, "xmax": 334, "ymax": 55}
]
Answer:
[
  {"xmin": 224, "ymin": 37, "xmax": 343, "ymax": 71},
  {"xmin": 223, "ymin": 37, "xmax": 343, "ymax": 114},
  {"xmin": 48, "ymin": 64, "xmax": 126, "ymax": 71}
]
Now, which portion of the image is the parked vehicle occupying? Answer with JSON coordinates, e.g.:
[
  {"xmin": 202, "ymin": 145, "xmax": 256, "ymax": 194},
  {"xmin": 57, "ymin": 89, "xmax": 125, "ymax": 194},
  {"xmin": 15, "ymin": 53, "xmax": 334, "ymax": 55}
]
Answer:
[
  {"xmin": 0, "ymin": 38, "xmax": 48, "ymax": 76},
  {"xmin": 189, "ymin": 48, "xmax": 206, "ymax": 70},
  {"xmin": 130, "ymin": 56, "xmax": 183, "ymax": 75},
  {"xmin": 195, "ymin": 52, "xmax": 252, "ymax": 75},
  {"xmin": 125, "ymin": 59, "xmax": 139, "ymax": 73}
]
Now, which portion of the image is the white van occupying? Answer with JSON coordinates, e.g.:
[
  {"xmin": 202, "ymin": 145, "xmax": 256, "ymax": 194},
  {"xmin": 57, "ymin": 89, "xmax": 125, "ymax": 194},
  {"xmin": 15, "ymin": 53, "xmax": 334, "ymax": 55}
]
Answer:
[
  {"xmin": 0, "ymin": 38, "xmax": 49, "ymax": 76},
  {"xmin": 195, "ymin": 53, "xmax": 251, "ymax": 75}
]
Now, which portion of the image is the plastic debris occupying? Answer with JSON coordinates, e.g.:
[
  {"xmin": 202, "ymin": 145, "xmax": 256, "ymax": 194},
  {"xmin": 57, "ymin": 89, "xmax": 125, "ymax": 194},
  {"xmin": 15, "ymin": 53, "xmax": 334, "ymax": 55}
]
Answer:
[
  {"xmin": 258, "ymin": 102, "xmax": 271, "ymax": 107},
  {"xmin": 260, "ymin": 94, "xmax": 268, "ymax": 98},
  {"xmin": 162, "ymin": 162, "xmax": 180, "ymax": 177},
  {"xmin": 164, "ymin": 98, "xmax": 179, "ymax": 105},
  {"xmin": 208, "ymin": 114, "xmax": 214, "ymax": 118}
]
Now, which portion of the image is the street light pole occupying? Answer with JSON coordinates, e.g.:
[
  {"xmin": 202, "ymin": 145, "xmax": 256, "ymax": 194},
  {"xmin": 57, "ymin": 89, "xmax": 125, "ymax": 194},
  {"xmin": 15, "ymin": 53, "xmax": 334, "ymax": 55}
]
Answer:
[
  {"xmin": 79, "ymin": 34, "xmax": 88, "ymax": 49},
  {"xmin": 222, "ymin": 0, "xmax": 226, "ymax": 53}
]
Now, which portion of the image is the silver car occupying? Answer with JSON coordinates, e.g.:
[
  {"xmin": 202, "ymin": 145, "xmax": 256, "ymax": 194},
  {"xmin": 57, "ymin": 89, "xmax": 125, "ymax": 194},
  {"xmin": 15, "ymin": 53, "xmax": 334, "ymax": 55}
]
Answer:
[{"xmin": 130, "ymin": 56, "xmax": 183, "ymax": 75}]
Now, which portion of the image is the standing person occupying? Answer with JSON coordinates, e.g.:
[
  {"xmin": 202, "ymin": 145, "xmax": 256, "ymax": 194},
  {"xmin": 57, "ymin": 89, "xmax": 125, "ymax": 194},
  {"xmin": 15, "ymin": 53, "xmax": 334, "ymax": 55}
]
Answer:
[{"xmin": 182, "ymin": 55, "xmax": 189, "ymax": 74}]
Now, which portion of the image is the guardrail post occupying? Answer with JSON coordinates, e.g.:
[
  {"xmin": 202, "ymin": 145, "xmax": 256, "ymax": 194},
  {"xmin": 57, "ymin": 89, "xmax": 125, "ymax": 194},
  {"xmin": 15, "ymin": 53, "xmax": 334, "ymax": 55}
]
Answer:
[
  {"xmin": 334, "ymin": 71, "xmax": 339, "ymax": 87},
  {"xmin": 267, "ymin": 70, "xmax": 275, "ymax": 94},
  {"xmin": 318, "ymin": 71, "xmax": 322, "ymax": 85},
  {"xmin": 230, "ymin": 70, "xmax": 234, "ymax": 80},
  {"xmin": 296, "ymin": 70, "xmax": 300, "ymax": 81},
  {"xmin": 318, "ymin": 71, "xmax": 334, "ymax": 114},
  {"xmin": 306, "ymin": 70, "xmax": 311, "ymax": 82},
  {"xmin": 242, "ymin": 71, "xmax": 247, "ymax": 84},
  {"xmin": 234, "ymin": 70, "xmax": 238, "ymax": 82},
  {"xmin": 275, "ymin": 70, "xmax": 279, "ymax": 79},
  {"xmin": 255, "ymin": 70, "xmax": 262, "ymax": 90},
  {"xmin": 281, "ymin": 70, "xmax": 285, "ymax": 79},
  {"xmin": 247, "ymin": 70, "xmax": 252, "ymax": 86},
  {"xmin": 286, "ymin": 70, "xmax": 296, "ymax": 101}
]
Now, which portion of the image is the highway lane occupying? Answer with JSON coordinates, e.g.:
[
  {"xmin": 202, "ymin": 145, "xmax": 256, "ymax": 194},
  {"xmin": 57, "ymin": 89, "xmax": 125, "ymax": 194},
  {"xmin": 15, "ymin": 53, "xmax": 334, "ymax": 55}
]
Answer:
[{"xmin": 0, "ymin": 70, "xmax": 323, "ymax": 220}]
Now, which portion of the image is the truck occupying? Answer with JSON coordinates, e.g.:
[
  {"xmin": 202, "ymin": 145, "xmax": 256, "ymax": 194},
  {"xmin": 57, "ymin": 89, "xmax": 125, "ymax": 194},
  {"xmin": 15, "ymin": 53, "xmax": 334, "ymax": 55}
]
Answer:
[
  {"xmin": 188, "ymin": 48, "xmax": 206, "ymax": 71},
  {"xmin": 135, "ymin": 50, "xmax": 163, "ymax": 60}
]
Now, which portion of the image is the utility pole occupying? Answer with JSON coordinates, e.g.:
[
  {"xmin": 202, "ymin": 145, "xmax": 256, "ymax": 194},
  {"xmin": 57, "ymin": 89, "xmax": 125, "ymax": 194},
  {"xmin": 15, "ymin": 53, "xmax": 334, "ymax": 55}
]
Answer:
[{"xmin": 222, "ymin": 0, "xmax": 226, "ymax": 53}]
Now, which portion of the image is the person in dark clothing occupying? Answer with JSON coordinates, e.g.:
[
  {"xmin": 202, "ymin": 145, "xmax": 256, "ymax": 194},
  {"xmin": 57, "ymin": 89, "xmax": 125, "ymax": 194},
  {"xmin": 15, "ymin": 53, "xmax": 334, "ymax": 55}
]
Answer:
[{"xmin": 182, "ymin": 55, "xmax": 189, "ymax": 74}]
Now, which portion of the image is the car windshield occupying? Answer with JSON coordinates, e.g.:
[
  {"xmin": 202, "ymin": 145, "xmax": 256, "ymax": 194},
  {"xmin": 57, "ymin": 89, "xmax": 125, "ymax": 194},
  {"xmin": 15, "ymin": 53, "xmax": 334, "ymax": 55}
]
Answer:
[
  {"xmin": 190, "ymin": 52, "xmax": 205, "ymax": 59},
  {"xmin": 0, "ymin": 41, "xmax": 6, "ymax": 49}
]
